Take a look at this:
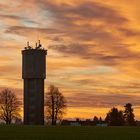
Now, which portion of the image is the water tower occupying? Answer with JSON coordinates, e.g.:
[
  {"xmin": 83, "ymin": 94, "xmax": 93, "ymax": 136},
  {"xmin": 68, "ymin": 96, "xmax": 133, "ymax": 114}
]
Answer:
[{"xmin": 22, "ymin": 41, "xmax": 47, "ymax": 125}]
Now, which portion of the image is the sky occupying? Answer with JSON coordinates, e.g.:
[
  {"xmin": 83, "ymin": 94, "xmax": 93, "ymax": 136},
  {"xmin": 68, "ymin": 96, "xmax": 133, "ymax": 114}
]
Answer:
[{"xmin": 1, "ymin": 0, "xmax": 140, "ymax": 120}]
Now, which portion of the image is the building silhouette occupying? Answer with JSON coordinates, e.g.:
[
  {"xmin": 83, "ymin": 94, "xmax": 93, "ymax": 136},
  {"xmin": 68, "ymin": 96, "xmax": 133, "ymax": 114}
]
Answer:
[{"xmin": 22, "ymin": 41, "xmax": 47, "ymax": 125}]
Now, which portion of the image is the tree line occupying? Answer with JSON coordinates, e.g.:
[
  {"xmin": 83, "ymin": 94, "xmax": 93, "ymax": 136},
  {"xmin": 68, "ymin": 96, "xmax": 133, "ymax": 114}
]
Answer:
[
  {"xmin": 105, "ymin": 103, "xmax": 135, "ymax": 126},
  {"xmin": 0, "ymin": 85, "xmax": 66, "ymax": 125},
  {"xmin": 0, "ymin": 86, "xmax": 136, "ymax": 126}
]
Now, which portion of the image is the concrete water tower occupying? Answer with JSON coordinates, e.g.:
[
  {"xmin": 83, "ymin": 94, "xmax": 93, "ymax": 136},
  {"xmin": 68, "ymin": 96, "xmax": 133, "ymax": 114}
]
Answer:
[{"xmin": 22, "ymin": 41, "xmax": 47, "ymax": 125}]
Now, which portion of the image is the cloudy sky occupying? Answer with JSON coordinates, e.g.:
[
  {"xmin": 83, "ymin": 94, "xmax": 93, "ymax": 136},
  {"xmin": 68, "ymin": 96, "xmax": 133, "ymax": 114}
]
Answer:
[{"xmin": 1, "ymin": 0, "xmax": 140, "ymax": 119}]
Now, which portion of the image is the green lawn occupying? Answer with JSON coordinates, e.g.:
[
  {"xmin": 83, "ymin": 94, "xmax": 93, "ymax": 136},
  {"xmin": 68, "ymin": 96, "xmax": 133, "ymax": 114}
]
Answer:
[{"xmin": 0, "ymin": 125, "xmax": 140, "ymax": 140}]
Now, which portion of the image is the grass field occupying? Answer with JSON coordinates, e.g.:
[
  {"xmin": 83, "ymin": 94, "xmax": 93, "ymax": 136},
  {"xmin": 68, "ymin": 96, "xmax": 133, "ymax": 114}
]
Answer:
[{"xmin": 0, "ymin": 125, "xmax": 140, "ymax": 140}]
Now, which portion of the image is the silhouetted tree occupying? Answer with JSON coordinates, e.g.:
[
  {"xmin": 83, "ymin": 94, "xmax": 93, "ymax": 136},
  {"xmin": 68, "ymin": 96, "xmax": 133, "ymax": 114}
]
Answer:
[
  {"xmin": 93, "ymin": 116, "xmax": 98, "ymax": 125},
  {"xmin": 45, "ymin": 85, "xmax": 67, "ymax": 125},
  {"xmin": 76, "ymin": 118, "xmax": 80, "ymax": 122},
  {"xmin": 99, "ymin": 117, "xmax": 102, "ymax": 124},
  {"xmin": 14, "ymin": 117, "xmax": 22, "ymax": 124},
  {"xmin": 105, "ymin": 107, "xmax": 124, "ymax": 126},
  {"xmin": 0, "ymin": 89, "xmax": 21, "ymax": 124},
  {"xmin": 124, "ymin": 103, "xmax": 135, "ymax": 126}
]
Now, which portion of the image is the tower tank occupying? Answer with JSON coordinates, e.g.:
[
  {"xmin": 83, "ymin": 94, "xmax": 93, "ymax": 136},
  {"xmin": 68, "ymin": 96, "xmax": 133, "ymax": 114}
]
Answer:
[{"xmin": 22, "ymin": 41, "xmax": 47, "ymax": 125}]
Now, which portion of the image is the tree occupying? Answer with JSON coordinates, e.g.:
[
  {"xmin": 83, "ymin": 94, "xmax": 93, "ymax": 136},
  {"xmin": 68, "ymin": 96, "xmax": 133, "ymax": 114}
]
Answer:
[
  {"xmin": 124, "ymin": 103, "xmax": 135, "ymax": 125},
  {"xmin": 93, "ymin": 116, "xmax": 98, "ymax": 125},
  {"xmin": 0, "ymin": 89, "xmax": 21, "ymax": 124},
  {"xmin": 105, "ymin": 107, "xmax": 124, "ymax": 126},
  {"xmin": 14, "ymin": 117, "xmax": 22, "ymax": 124},
  {"xmin": 99, "ymin": 117, "xmax": 102, "ymax": 124},
  {"xmin": 45, "ymin": 85, "xmax": 67, "ymax": 125}
]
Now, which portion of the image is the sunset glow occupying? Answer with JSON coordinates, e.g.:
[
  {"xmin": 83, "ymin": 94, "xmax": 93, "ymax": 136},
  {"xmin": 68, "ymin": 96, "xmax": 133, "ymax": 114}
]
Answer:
[{"xmin": 1, "ymin": 0, "xmax": 140, "ymax": 120}]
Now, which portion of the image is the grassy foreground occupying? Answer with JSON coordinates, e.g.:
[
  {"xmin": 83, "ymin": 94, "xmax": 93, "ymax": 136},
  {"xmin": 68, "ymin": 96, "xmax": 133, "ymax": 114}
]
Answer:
[{"xmin": 0, "ymin": 125, "xmax": 140, "ymax": 140}]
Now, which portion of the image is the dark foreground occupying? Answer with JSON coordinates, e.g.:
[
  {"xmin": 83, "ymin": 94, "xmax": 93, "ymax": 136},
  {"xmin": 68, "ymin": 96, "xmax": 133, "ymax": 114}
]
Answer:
[{"xmin": 0, "ymin": 125, "xmax": 140, "ymax": 140}]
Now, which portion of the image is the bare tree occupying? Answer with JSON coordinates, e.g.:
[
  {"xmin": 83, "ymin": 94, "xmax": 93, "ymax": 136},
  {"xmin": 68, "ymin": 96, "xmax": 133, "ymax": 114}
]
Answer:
[
  {"xmin": 45, "ymin": 85, "xmax": 67, "ymax": 125},
  {"xmin": 0, "ymin": 89, "xmax": 21, "ymax": 124}
]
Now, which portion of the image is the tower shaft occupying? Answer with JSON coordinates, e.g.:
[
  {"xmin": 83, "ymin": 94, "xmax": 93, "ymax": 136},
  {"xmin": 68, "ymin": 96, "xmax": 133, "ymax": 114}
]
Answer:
[{"xmin": 24, "ymin": 79, "xmax": 44, "ymax": 124}]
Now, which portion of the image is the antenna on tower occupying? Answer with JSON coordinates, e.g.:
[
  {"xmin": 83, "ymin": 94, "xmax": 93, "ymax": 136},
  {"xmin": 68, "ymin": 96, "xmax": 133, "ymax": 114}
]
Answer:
[
  {"xmin": 25, "ymin": 41, "xmax": 32, "ymax": 49},
  {"xmin": 36, "ymin": 42, "xmax": 37, "ymax": 48},
  {"xmin": 25, "ymin": 41, "xmax": 29, "ymax": 50},
  {"xmin": 35, "ymin": 40, "xmax": 42, "ymax": 49},
  {"xmin": 27, "ymin": 41, "xmax": 29, "ymax": 47},
  {"xmin": 36, "ymin": 28, "xmax": 40, "ymax": 44}
]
